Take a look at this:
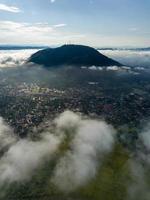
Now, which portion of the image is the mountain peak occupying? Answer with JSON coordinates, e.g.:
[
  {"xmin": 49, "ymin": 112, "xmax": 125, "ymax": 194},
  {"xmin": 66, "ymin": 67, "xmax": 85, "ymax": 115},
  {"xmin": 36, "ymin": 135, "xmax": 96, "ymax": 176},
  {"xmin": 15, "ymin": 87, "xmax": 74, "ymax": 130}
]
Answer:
[{"xmin": 28, "ymin": 44, "xmax": 122, "ymax": 67}]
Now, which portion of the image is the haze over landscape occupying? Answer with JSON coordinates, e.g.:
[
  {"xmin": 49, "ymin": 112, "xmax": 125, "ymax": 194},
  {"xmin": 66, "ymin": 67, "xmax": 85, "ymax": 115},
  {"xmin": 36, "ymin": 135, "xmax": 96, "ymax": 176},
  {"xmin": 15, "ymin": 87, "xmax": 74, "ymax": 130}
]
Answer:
[{"xmin": 0, "ymin": 1, "xmax": 150, "ymax": 200}]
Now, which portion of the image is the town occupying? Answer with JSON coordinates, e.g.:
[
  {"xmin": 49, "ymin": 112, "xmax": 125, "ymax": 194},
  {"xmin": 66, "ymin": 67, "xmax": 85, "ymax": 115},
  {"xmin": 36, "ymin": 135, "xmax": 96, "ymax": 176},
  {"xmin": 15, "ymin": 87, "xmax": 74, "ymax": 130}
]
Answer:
[{"xmin": 0, "ymin": 72, "xmax": 150, "ymax": 151}]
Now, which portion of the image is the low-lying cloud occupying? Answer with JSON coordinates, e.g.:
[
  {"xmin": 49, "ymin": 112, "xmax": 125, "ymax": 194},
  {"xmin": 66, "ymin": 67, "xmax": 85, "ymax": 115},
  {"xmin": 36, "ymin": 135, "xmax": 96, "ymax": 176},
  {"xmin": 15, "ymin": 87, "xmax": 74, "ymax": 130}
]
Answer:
[
  {"xmin": 87, "ymin": 65, "xmax": 131, "ymax": 71},
  {"xmin": 0, "ymin": 48, "xmax": 149, "ymax": 70},
  {"xmin": 101, "ymin": 50, "xmax": 150, "ymax": 68},
  {"xmin": 140, "ymin": 123, "xmax": 150, "ymax": 151},
  {"xmin": 0, "ymin": 134, "xmax": 60, "ymax": 183},
  {"xmin": 0, "ymin": 117, "xmax": 17, "ymax": 151},
  {"xmin": 127, "ymin": 122, "xmax": 150, "ymax": 200},
  {"xmin": 128, "ymin": 159, "xmax": 150, "ymax": 200},
  {"xmin": 52, "ymin": 111, "xmax": 115, "ymax": 191},
  {"xmin": 1, "ymin": 111, "xmax": 150, "ymax": 197},
  {"xmin": 0, "ymin": 49, "xmax": 38, "ymax": 68},
  {"xmin": 0, "ymin": 118, "xmax": 61, "ymax": 184},
  {"xmin": 0, "ymin": 111, "xmax": 115, "ymax": 190}
]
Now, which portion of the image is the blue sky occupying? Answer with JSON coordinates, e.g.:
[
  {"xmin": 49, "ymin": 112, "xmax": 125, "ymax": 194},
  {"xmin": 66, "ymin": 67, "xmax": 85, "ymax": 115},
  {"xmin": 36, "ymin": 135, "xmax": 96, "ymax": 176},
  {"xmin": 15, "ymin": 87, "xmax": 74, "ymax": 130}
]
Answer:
[{"xmin": 0, "ymin": 0, "xmax": 149, "ymax": 47}]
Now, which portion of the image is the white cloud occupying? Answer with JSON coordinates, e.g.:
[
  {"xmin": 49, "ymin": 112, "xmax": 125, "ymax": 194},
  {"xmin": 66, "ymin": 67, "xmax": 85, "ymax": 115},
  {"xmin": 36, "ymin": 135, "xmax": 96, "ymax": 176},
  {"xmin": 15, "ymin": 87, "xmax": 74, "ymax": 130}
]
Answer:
[
  {"xmin": 100, "ymin": 49, "xmax": 150, "ymax": 68},
  {"xmin": 0, "ymin": 134, "xmax": 60, "ymax": 183},
  {"xmin": 0, "ymin": 49, "xmax": 38, "ymax": 68},
  {"xmin": 0, "ymin": 111, "xmax": 115, "ymax": 186},
  {"xmin": 0, "ymin": 117, "xmax": 17, "ymax": 150},
  {"xmin": 0, "ymin": 21, "xmax": 54, "ymax": 33},
  {"xmin": 53, "ymin": 24, "xmax": 67, "ymax": 28},
  {"xmin": 0, "ymin": 3, "xmax": 21, "ymax": 13},
  {"xmin": 140, "ymin": 123, "xmax": 150, "ymax": 151},
  {"xmin": 0, "ymin": 20, "xmax": 84, "ymax": 45},
  {"xmin": 0, "ymin": 19, "xmax": 148, "ymax": 47},
  {"xmin": 0, "ymin": 117, "xmax": 62, "ymax": 184},
  {"xmin": 52, "ymin": 111, "xmax": 115, "ymax": 191}
]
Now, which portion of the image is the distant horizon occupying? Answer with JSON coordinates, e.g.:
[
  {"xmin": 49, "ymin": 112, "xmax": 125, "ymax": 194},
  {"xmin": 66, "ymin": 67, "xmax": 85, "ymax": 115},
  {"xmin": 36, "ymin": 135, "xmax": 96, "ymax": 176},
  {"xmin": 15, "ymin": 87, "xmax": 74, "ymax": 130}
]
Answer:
[{"xmin": 0, "ymin": 43, "xmax": 149, "ymax": 49}]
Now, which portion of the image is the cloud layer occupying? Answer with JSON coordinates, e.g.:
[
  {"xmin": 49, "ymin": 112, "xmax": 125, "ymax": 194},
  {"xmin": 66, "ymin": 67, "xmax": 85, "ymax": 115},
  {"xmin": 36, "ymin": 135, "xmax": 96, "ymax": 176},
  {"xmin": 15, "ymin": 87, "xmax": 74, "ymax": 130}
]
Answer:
[
  {"xmin": 52, "ymin": 111, "xmax": 115, "ymax": 191},
  {"xmin": 0, "ymin": 111, "xmax": 115, "ymax": 190},
  {"xmin": 0, "ymin": 4, "xmax": 21, "ymax": 13},
  {"xmin": 0, "ymin": 119, "xmax": 61, "ymax": 184},
  {"xmin": 0, "ymin": 49, "xmax": 38, "ymax": 68},
  {"xmin": 0, "ymin": 117, "xmax": 17, "ymax": 151},
  {"xmin": 0, "ymin": 20, "xmax": 85, "ymax": 45},
  {"xmin": 0, "ymin": 48, "xmax": 149, "ymax": 70},
  {"xmin": 101, "ymin": 50, "xmax": 150, "ymax": 68}
]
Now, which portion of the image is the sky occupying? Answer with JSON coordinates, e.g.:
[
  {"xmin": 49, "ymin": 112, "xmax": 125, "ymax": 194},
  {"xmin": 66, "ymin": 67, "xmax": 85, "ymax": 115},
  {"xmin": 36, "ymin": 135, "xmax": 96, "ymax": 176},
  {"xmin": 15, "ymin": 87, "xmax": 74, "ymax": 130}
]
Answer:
[{"xmin": 0, "ymin": 0, "xmax": 149, "ymax": 47}]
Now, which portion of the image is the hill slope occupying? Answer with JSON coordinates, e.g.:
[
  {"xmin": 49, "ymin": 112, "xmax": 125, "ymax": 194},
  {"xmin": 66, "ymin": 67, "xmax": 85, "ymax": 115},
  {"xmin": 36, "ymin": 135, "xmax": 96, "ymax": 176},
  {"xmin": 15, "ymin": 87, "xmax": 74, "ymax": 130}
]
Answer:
[{"xmin": 28, "ymin": 44, "xmax": 122, "ymax": 67}]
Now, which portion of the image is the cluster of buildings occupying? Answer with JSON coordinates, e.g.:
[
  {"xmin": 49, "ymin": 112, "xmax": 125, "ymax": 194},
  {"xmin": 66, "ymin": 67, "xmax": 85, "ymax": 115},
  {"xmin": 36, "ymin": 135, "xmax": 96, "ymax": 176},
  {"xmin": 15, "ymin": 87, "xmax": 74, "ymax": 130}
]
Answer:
[{"xmin": 0, "ymin": 82, "xmax": 150, "ymax": 137}]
